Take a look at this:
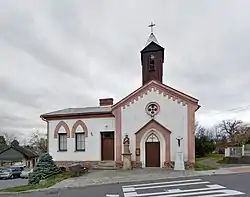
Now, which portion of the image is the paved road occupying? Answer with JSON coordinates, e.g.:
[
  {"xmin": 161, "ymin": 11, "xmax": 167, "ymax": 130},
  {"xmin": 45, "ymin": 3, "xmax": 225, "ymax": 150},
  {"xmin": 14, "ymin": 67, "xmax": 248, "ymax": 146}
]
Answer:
[
  {"xmin": 0, "ymin": 178, "xmax": 28, "ymax": 189},
  {"xmin": 1, "ymin": 173, "xmax": 250, "ymax": 197}
]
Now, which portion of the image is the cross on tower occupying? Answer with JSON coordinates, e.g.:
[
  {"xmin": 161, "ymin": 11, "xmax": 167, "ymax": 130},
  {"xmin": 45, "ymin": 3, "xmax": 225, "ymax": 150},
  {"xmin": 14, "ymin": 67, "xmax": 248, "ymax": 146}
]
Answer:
[{"xmin": 148, "ymin": 22, "xmax": 156, "ymax": 33}]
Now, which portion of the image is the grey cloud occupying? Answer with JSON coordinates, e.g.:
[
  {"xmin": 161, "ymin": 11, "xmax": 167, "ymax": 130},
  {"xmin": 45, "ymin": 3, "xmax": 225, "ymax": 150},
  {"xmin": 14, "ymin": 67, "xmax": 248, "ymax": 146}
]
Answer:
[
  {"xmin": 0, "ymin": 77, "xmax": 43, "ymax": 107},
  {"xmin": 1, "ymin": 0, "xmax": 250, "ymax": 138}
]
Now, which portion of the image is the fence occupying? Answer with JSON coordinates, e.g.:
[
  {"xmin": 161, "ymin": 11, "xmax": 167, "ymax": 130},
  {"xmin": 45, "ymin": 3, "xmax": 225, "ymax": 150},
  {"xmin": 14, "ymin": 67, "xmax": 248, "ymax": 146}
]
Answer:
[{"xmin": 225, "ymin": 144, "xmax": 250, "ymax": 157}]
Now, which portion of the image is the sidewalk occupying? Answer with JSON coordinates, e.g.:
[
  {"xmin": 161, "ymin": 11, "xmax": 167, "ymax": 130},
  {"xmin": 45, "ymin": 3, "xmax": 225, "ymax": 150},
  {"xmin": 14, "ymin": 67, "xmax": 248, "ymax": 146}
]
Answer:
[
  {"xmin": 51, "ymin": 166, "xmax": 248, "ymax": 189},
  {"xmin": 1, "ymin": 166, "xmax": 250, "ymax": 195}
]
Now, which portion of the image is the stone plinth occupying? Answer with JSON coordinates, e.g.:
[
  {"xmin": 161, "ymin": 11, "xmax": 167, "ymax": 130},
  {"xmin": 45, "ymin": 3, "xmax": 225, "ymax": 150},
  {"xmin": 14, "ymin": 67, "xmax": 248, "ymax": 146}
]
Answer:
[
  {"xmin": 124, "ymin": 144, "xmax": 130, "ymax": 154},
  {"xmin": 174, "ymin": 152, "xmax": 185, "ymax": 171},
  {"xmin": 122, "ymin": 153, "xmax": 132, "ymax": 170}
]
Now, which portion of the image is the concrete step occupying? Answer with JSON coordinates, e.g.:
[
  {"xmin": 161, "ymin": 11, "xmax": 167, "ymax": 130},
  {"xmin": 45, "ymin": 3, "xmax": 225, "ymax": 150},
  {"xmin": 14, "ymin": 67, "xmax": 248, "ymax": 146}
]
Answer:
[
  {"xmin": 92, "ymin": 160, "xmax": 117, "ymax": 170},
  {"xmin": 92, "ymin": 166, "xmax": 118, "ymax": 170},
  {"xmin": 98, "ymin": 161, "xmax": 115, "ymax": 167}
]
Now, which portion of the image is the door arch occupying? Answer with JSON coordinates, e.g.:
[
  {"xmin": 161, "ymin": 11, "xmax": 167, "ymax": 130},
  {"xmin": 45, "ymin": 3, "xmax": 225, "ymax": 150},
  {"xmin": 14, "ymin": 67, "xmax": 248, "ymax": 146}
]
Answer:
[{"xmin": 145, "ymin": 132, "xmax": 160, "ymax": 167}]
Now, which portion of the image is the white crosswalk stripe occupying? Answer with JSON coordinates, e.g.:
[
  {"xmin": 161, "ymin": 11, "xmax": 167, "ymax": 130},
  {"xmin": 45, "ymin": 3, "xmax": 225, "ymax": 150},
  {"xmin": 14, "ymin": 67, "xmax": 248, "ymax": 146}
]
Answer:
[{"xmin": 121, "ymin": 178, "xmax": 245, "ymax": 197}]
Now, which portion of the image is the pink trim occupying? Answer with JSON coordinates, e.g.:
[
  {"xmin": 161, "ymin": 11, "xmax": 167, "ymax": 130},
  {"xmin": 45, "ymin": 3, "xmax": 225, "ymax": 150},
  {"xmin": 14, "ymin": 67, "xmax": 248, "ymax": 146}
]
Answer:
[
  {"xmin": 188, "ymin": 104, "xmax": 196, "ymax": 163},
  {"xmin": 54, "ymin": 121, "xmax": 70, "ymax": 138},
  {"xmin": 113, "ymin": 108, "xmax": 122, "ymax": 161},
  {"xmin": 71, "ymin": 120, "xmax": 88, "ymax": 138},
  {"xmin": 112, "ymin": 80, "xmax": 199, "ymax": 110}
]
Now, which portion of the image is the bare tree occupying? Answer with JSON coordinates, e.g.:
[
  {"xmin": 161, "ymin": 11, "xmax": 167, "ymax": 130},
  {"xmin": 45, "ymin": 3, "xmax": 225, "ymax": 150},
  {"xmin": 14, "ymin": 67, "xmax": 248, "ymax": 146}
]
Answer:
[
  {"xmin": 218, "ymin": 120, "xmax": 244, "ymax": 140},
  {"xmin": 29, "ymin": 130, "xmax": 47, "ymax": 154},
  {"xmin": 232, "ymin": 124, "xmax": 250, "ymax": 145},
  {"xmin": 3, "ymin": 132, "xmax": 17, "ymax": 145}
]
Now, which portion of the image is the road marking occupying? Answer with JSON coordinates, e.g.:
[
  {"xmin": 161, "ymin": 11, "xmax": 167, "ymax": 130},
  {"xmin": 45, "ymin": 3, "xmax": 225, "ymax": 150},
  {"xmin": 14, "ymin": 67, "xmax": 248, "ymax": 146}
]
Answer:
[
  {"xmin": 122, "ymin": 179, "xmax": 245, "ymax": 197},
  {"xmin": 144, "ymin": 189, "xmax": 245, "ymax": 197},
  {"xmin": 132, "ymin": 181, "xmax": 210, "ymax": 190},
  {"xmin": 122, "ymin": 178, "xmax": 202, "ymax": 188},
  {"xmin": 124, "ymin": 192, "xmax": 137, "ymax": 197},
  {"xmin": 106, "ymin": 195, "xmax": 119, "ymax": 197},
  {"xmin": 123, "ymin": 187, "xmax": 136, "ymax": 192},
  {"xmin": 123, "ymin": 185, "xmax": 226, "ymax": 197}
]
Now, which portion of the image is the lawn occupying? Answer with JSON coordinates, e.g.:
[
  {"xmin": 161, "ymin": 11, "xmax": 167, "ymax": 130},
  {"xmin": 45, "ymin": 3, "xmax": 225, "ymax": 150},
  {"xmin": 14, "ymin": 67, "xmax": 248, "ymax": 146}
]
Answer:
[
  {"xmin": 195, "ymin": 154, "xmax": 224, "ymax": 171},
  {"xmin": 0, "ymin": 172, "xmax": 81, "ymax": 192}
]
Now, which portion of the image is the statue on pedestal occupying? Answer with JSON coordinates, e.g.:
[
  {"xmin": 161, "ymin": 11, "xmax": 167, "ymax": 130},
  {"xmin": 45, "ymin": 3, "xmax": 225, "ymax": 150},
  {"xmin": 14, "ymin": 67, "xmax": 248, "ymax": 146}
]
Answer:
[
  {"xmin": 123, "ymin": 134, "xmax": 130, "ymax": 154},
  {"xmin": 122, "ymin": 134, "xmax": 132, "ymax": 170},
  {"xmin": 174, "ymin": 136, "xmax": 185, "ymax": 171}
]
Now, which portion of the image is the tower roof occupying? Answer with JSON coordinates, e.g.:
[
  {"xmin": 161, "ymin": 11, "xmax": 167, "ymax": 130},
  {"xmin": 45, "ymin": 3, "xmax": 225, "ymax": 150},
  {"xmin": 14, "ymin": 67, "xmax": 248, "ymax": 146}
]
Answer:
[{"xmin": 145, "ymin": 33, "xmax": 159, "ymax": 47}]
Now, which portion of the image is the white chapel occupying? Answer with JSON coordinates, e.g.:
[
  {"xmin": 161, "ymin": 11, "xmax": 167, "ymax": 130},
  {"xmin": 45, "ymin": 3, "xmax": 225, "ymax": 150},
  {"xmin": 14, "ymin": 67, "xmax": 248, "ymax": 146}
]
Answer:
[{"xmin": 41, "ymin": 27, "xmax": 200, "ymax": 169}]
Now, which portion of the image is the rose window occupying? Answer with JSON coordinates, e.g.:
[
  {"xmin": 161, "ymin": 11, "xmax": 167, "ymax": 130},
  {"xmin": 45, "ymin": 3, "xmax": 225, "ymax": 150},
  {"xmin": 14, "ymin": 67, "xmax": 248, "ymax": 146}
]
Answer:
[{"xmin": 146, "ymin": 102, "xmax": 160, "ymax": 117}]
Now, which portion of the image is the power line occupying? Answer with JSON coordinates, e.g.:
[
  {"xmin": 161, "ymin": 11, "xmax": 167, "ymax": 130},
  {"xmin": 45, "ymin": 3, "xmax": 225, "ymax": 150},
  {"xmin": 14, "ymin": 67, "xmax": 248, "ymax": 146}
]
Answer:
[{"xmin": 202, "ymin": 104, "xmax": 250, "ymax": 115}]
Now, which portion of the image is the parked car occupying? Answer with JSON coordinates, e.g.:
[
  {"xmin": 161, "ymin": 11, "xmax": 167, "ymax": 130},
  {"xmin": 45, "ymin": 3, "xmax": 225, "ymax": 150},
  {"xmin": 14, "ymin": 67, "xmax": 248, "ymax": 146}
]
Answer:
[
  {"xmin": 9, "ymin": 166, "xmax": 23, "ymax": 178},
  {"xmin": 10, "ymin": 166, "xmax": 25, "ymax": 171},
  {"xmin": 20, "ymin": 168, "xmax": 33, "ymax": 179},
  {"xmin": 0, "ymin": 167, "xmax": 21, "ymax": 179}
]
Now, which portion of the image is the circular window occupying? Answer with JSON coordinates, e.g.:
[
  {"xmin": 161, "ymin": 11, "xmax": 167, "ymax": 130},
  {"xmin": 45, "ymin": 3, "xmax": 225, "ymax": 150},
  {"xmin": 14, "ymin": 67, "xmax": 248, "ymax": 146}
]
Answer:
[{"xmin": 145, "ymin": 102, "xmax": 160, "ymax": 117}]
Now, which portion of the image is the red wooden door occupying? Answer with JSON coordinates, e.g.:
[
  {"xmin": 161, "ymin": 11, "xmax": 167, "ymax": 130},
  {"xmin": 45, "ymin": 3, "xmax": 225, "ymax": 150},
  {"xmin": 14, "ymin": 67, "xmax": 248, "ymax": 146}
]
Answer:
[
  {"xmin": 145, "ymin": 142, "xmax": 160, "ymax": 167},
  {"xmin": 101, "ymin": 132, "xmax": 114, "ymax": 160}
]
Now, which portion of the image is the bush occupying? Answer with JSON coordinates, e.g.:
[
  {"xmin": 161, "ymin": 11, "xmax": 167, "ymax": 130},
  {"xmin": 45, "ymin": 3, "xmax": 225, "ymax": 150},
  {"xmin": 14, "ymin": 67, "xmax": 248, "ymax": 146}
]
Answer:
[
  {"xmin": 28, "ymin": 153, "xmax": 60, "ymax": 184},
  {"xmin": 195, "ymin": 135, "xmax": 216, "ymax": 157}
]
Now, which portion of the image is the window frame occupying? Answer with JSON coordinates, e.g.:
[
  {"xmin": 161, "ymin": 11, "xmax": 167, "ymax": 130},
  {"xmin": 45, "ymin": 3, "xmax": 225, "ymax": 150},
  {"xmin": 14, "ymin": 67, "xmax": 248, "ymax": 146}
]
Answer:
[
  {"xmin": 75, "ymin": 132, "xmax": 86, "ymax": 152},
  {"xmin": 58, "ymin": 133, "xmax": 67, "ymax": 151},
  {"xmin": 149, "ymin": 64, "xmax": 155, "ymax": 71},
  {"xmin": 148, "ymin": 56, "xmax": 155, "ymax": 72}
]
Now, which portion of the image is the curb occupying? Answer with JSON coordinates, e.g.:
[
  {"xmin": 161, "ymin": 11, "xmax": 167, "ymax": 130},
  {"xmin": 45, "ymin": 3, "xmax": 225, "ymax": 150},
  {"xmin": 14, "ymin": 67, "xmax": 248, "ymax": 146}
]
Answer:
[
  {"xmin": 0, "ymin": 168, "xmax": 245, "ymax": 195},
  {"xmin": 0, "ymin": 187, "xmax": 59, "ymax": 195}
]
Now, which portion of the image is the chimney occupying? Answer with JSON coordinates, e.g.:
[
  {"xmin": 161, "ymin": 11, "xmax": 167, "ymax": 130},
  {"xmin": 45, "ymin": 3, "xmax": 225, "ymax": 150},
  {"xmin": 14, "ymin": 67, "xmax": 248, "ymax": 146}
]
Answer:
[{"xmin": 99, "ymin": 98, "xmax": 114, "ymax": 106}]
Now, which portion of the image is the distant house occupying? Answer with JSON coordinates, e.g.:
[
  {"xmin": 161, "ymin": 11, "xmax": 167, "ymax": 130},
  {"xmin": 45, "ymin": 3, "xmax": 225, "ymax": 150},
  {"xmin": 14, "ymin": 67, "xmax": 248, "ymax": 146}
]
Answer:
[{"xmin": 0, "ymin": 141, "xmax": 38, "ymax": 168}]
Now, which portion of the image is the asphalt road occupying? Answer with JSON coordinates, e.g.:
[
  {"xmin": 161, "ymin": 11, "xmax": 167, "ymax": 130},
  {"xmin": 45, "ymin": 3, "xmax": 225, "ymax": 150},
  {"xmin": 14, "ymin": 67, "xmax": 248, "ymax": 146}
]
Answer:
[
  {"xmin": 1, "ymin": 173, "xmax": 250, "ymax": 197},
  {"xmin": 0, "ymin": 178, "xmax": 28, "ymax": 189}
]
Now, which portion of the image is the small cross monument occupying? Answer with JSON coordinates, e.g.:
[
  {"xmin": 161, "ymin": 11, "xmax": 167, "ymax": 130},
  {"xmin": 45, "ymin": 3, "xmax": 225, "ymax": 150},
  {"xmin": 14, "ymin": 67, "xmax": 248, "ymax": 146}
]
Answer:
[{"xmin": 174, "ymin": 136, "xmax": 185, "ymax": 171}]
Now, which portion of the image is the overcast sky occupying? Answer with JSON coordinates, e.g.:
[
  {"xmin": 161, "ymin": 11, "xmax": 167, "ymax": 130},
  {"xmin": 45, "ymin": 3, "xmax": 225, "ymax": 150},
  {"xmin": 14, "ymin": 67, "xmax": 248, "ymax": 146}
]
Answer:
[{"xmin": 1, "ymin": 0, "xmax": 250, "ymax": 141}]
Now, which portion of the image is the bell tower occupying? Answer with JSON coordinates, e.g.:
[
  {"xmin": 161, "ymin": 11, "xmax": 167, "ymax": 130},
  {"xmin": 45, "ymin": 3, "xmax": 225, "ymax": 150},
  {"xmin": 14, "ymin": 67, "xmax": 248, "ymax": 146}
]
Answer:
[{"xmin": 141, "ymin": 22, "xmax": 165, "ymax": 85}]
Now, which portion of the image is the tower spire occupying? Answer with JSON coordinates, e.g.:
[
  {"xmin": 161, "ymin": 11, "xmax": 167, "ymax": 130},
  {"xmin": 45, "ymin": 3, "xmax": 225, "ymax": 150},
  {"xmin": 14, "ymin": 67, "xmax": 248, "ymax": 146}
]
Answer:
[
  {"xmin": 141, "ymin": 22, "xmax": 165, "ymax": 85},
  {"xmin": 146, "ymin": 22, "xmax": 159, "ymax": 46}
]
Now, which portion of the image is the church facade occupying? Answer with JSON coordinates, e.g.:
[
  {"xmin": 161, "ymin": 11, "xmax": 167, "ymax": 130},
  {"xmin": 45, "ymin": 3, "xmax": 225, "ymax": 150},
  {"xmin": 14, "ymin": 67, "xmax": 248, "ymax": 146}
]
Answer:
[{"xmin": 41, "ymin": 31, "xmax": 200, "ymax": 169}]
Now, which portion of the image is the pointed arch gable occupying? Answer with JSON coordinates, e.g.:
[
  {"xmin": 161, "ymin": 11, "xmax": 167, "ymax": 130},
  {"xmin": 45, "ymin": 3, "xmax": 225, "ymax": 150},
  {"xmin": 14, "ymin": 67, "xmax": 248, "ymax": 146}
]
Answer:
[
  {"xmin": 71, "ymin": 120, "xmax": 88, "ymax": 138},
  {"xmin": 135, "ymin": 119, "xmax": 171, "ymax": 164},
  {"xmin": 112, "ymin": 80, "xmax": 199, "ymax": 110},
  {"xmin": 54, "ymin": 121, "xmax": 70, "ymax": 138}
]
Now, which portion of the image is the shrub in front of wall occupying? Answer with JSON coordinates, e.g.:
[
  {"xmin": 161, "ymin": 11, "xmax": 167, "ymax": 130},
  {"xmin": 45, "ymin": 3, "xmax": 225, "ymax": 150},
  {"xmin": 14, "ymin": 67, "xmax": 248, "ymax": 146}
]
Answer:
[{"xmin": 28, "ymin": 153, "xmax": 60, "ymax": 184}]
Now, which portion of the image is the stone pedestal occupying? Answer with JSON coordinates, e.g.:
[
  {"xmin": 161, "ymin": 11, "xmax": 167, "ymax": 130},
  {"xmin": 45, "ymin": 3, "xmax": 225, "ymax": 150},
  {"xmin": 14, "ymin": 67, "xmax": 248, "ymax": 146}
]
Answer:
[
  {"xmin": 124, "ymin": 144, "xmax": 130, "ymax": 154},
  {"xmin": 122, "ymin": 153, "xmax": 132, "ymax": 170},
  {"xmin": 174, "ymin": 152, "xmax": 185, "ymax": 171}
]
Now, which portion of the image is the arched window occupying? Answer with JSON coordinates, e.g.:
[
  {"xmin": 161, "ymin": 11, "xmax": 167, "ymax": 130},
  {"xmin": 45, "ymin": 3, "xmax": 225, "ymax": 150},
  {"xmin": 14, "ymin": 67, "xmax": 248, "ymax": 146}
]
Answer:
[
  {"xmin": 146, "ymin": 133, "xmax": 159, "ymax": 142},
  {"xmin": 149, "ymin": 55, "xmax": 155, "ymax": 71},
  {"xmin": 75, "ymin": 125, "xmax": 86, "ymax": 151},
  {"xmin": 54, "ymin": 121, "xmax": 70, "ymax": 151},
  {"xmin": 72, "ymin": 120, "xmax": 88, "ymax": 151}
]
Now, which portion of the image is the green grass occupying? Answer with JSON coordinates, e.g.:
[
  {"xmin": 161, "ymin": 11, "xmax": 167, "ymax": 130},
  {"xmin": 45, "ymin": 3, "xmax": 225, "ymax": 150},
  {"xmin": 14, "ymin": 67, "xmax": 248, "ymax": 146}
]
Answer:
[
  {"xmin": 195, "ymin": 154, "xmax": 224, "ymax": 171},
  {"xmin": 0, "ymin": 172, "xmax": 82, "ymax": 192},
  {"xmin": 204, "ymin": 154, "xmax": 224, "ymax": 159},
  {"xmin": 194, "ymin": 162, "xmax": 219, "ymax": 171},
  {"xmin": 217, "ymin": 157, "xmax": 230, "ymax": 164},
  {"xmin": 196, "ymin": 154, "xmax": 224, "ymax": 160}
]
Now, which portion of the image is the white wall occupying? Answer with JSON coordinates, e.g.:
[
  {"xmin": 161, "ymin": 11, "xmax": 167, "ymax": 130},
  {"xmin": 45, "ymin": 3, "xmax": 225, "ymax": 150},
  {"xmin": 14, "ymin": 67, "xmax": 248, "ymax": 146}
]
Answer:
[
  {"xmin": 48, "ymin": 117, "xmax": 115, "ymax": 161},
  {"xmin": 121, "ymin": 89, "xmax": 188, "ymax": 164}
]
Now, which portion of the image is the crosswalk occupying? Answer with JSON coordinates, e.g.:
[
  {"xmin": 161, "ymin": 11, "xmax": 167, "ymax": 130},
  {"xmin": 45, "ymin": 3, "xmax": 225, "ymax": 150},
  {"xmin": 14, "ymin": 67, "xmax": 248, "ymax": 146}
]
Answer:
[{"xmin": 120, "ymin": 178, "xmax": 245, "ymax": 197}]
